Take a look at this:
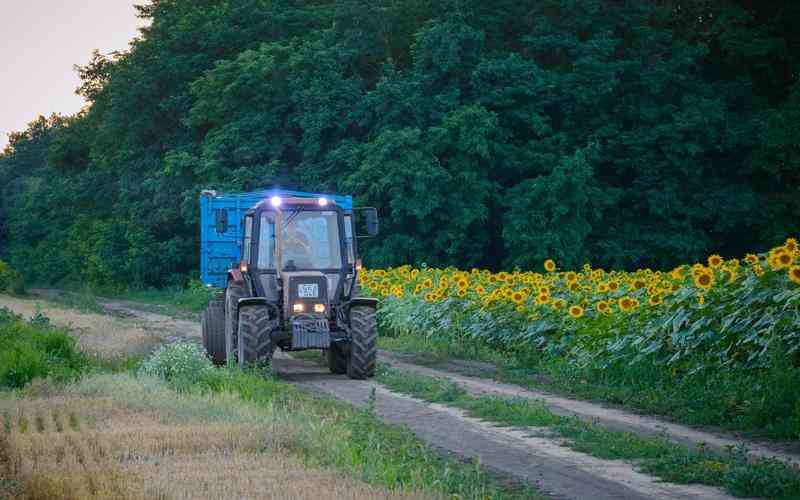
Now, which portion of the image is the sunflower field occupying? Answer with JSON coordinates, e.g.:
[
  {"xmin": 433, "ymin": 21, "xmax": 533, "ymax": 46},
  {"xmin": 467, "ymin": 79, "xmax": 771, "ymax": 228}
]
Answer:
[{"xmin": 366, "ymin": 238, "xmax": 800, "ymax": 375}]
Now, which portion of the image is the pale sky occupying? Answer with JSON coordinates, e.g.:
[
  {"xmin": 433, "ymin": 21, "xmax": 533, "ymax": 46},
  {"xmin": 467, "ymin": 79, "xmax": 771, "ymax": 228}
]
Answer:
[{"xmin": 1, "ymin": 1, "xmax": 146, "ymax": 148}]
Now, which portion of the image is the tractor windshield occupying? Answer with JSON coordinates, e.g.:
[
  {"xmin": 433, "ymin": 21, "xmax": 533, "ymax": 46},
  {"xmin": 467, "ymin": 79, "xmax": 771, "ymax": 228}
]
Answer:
[{"xmin": 279, "ymin": 210, "xmax": 342, "ymax": 270}]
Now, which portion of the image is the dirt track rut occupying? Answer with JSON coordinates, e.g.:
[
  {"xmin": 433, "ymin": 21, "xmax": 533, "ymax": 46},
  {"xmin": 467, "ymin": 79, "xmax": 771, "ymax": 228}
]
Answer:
[{"xmin": 0, "ymin": 293, "xmax": 750, "ymax": 499}]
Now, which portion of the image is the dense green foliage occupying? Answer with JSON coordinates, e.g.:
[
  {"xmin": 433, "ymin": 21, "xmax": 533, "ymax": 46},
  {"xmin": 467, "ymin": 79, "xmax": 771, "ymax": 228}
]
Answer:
[
  {"xmin": 0, "ymin": 260, "xmax": 24, "ymax": 295},
  {"xmin": 1, "ymin": 0, "xmax": 798, "ymax": 287},
  {"xmin": 0, "ymin": 308, "xmax": 88, "ymax": 388}
]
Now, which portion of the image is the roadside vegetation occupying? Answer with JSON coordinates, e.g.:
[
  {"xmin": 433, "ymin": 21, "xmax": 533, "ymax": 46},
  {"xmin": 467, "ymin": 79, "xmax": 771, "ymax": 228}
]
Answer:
[
  {"xmin": 378, "ymin": 366, "xmax": 800, "ymax": 499},
  {"xmin": 0, "ymin": 261, "xmax": 24, "ymax": 296},
  {"xmin": 370, "ymin": 239, "xmax": 800, "ymax": 440},
  {"xmin": 0, "ymin": 314, "xmax": 541, "ymax": 500}
]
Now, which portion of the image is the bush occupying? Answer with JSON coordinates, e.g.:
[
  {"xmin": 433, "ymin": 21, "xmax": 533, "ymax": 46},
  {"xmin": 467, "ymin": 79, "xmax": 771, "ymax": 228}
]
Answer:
[
  {"xmin": 138, "ymin": 341, "xmax": 221, "ymax": 390},
  {"xmin": 0, "ymin": 259, "xmax": 25, "ymax": 295},
  {"xmin": 0, "ymin": 308, "xmax": 88, "ymax": 388}
]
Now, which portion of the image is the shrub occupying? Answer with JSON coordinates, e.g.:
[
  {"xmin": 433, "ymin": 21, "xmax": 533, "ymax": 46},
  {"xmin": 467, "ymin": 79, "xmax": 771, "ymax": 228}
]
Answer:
[
  {"xmin": 0, "ymin": 259, "xmax": 25, "ymax": 295},
  {"xmin": 0, "ymin": 309, "xmax": 88, "ymax": 388},
  {"xmin": 138, "ymin": 341, "xmax": 221, "ymax": 390}
]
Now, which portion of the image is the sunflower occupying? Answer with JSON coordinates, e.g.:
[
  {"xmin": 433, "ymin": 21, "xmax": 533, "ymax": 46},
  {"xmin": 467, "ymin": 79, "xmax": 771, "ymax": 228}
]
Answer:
[
  {"xmin": 544, "ymin": 259, "xmax": 557, "ymax": 272},
  {"xmin": 439, "ymin": 277, "xmax": 449, "ymax": 289},
  {"xmin": 744, "ymin": 254, "xmax": 759, "ymax": 265},
  {"xmin": 789, "ymin": 265, "xmax": 800, "ymax": 285},
  {"xmin": 511, "ymin": 291, "xmax": 525, "ymax": 304},
  {"xmin": 536, "ymin": 294, "xmax": 550, "ymax": 305},
  {"xmin": 551, "ymin": 298, "xmax": 566, "ymax": 310},
  {"xmin": 753, "ymin": 264, "xmax": 765, "ymax": 277},
  {"xmin": 568, "ymin": 305, "xmax": 584, "ymax": 319},
  {"xmin": 632, "ymin": 278, "xmax": 646, "ymax": 290},
  {"xmin": 422, "ymin": 278, "xmax": 433, "ymax": 288},
  {"xmin": 474, "ymin": 284, "xmax": 486, "ymax": 295},
  {"xmin": 785, "ymin": 238, "xmax": 799, "ymax": 254},
  {"xmin": 569, "ymin": 282, "xmax": 581, "ymax": 292},
  {"xmin": 618, "ymin": 297, "xmax": 635, "ymax": 312},
  {"xmin": 693, "ymin": 271, "xmax": 714, "ymax": 290},
  {"xmin": 707, "ymin": 254, "xmax": 724, "ymax": 268},
  {"xmin": 457, "ymin": 289, "xmax": 467, "ymax": 297},
  {"xmin": 608, "ymin": 280, "xmax": 620, "ymax": 291},
  {"xmin": 497, "ymin": 271, "xmax": 510, "ymax": 282},
  {"xmin": 596, "ymin": 300, "xmax": 611, "ymax": 314},
  {"xmin": 488, "ymin": 275, "xmax": 498, "ymax": 284},
  {"xmin": 698, "ymin": 295, "xmax": 705, "ymax": 306},
  {"xmin": 515, "ymin": 304, "xmax": 526, "ymax": 313},
  {"xmin": 648, "ymin": 294, "xmax": 663, "ymax": 306},
  {"xmin": 598, "ymin": 282, "xmax": 609, "ymax": 293},
  {"xmin": 565, "ymin": 271, "xmax": 578, "ymax": 283},
  {"xmin": 777, "ymin": 251, "xmax": 795, "ymax": 268}
]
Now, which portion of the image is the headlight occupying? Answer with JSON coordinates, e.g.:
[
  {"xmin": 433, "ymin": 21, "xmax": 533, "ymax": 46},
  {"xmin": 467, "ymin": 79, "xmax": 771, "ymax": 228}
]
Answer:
[
  {"xmin": 314, "ymin": 304, "xmax": 326, "ymax": 313},
  {"xmin": 292, "ymin": 303, "xmax": 304, "ymax": 313}
]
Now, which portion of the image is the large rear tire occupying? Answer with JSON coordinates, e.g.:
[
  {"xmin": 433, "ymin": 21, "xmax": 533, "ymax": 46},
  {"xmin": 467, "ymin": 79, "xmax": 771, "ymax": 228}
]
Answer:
[
  {"xmin": 202, "ymin": 295, "xmax": 226, "ymax": 365},
  {"xmin": 327, "ymin": 343, "xmax": 348, "ymax": 375},
  {"xmin": 224, "ymin": 281, "xmax": 248, "ymax": 366},
  {"xmin": 347, "ymin": 306, "xmax": 377, "ymax": 379},
  {"xmin": 237, "ymin": 305, "xmax": 276, "ymax": 366}
]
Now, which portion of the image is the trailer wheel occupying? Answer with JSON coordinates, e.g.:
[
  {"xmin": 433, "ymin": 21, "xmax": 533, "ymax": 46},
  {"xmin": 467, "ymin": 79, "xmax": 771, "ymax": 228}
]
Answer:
[
  {"xmin": 237, "ymin": 305, "xmax": 276, "ymax": 366},
  {"xmin": 347, "ymin": 306, "xmax": 377, "ymax": 379},
  {"xmin": 224, "ymin": 281, "xmax": 247, "ymax": 366},
  {"xmin": 327, "ymin": 343, "xmax": 348, "ymax": 375},
  {"xmin": 202, "ymin": 295, "xmax": 226, "ymax": 365}
]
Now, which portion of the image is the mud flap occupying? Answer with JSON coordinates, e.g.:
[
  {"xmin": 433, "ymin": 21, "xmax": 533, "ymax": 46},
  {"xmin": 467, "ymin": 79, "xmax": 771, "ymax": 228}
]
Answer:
[{"xmin": 291, "ymin": 317, "xmax": 331, "ymax": 349}]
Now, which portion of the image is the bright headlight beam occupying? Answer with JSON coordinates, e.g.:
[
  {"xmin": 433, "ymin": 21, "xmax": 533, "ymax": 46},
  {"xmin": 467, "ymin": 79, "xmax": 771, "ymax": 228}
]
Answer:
[
  {"xmin": 270, "ymin": 196, "xmax": 282, "ymax": 208},
  {"xmin": 318, "ymin": 197, "xmax": 329, "ymax": 206}
]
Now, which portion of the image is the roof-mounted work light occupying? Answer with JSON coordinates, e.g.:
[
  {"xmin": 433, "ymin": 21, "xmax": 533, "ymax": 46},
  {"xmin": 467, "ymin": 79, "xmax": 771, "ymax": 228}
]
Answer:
[{"xmin": 270, "ymin": 196, "xmax": 282, "ymax": 208}]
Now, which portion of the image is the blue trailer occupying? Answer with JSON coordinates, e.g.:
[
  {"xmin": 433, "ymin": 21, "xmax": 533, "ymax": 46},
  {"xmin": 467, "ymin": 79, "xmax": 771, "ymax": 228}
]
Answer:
[{"xmin": 200, "ymin": 188, "xmax": 353, "ymax": 288}]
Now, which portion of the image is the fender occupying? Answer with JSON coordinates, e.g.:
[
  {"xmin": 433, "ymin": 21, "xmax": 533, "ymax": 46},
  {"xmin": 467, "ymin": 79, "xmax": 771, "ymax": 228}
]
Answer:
[
  {"xmin": 227, "ymin": 268, "xmax": 244, "ymax": 284},
  {"xmin": 345, "ymin": 297, "xmax": 379, "ymax": 310}
]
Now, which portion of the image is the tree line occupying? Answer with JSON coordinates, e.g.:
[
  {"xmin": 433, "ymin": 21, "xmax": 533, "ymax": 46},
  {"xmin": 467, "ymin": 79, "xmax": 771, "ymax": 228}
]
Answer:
[{"xmin": 1, "ymin": 0, "xmax": 798, "ymax": 288}]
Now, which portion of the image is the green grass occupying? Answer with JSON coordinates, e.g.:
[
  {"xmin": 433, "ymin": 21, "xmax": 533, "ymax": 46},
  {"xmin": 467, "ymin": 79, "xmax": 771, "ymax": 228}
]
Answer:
[
  {"xmin": 0, "ymin": 307, "xmax": 92, "ymax": 389},
  {"xmin": 113, "ymin": 280, "xmax": 218, "ymax": 315},
  {"xmin": 377, "ymin": 365, "xmax": 800, "ymax": 499},
  {"xmin": 379, "ymin": 330, "xmax": 800, "ymax": 441}
]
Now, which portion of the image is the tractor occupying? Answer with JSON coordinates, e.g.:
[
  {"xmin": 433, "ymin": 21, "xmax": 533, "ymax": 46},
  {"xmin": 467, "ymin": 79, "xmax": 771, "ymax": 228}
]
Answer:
[{"xmin": 199, "ymin": 189, "xmax": 379, "ymax": 379}]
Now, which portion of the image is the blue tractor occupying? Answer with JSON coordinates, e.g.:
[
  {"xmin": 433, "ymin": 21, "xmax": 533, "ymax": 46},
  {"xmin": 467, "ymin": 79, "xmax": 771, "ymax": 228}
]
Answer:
[{"xmin": 199, "ymin": 188, "xmax": 379, "ymax": 379}]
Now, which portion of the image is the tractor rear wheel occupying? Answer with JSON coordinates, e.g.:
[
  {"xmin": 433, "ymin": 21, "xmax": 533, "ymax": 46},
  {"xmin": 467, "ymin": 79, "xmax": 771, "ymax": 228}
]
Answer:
[
  {"xmin": 201, "ymin": 295, "xmax": 225, "ymax": 365},
  {"xmin": 224, "ymin": 281, "xmax": 247, "ymax": 366},
  {"xmin": 347, "ymin": 306, "xmax": 377, "ymax": 379},
  {"xmin": 237, "ymin": 305, "xmax": 275, "ymax": 366},
  {"xmin": 327, "ymin": 343, "xmax": 348, "ymax": 374}
]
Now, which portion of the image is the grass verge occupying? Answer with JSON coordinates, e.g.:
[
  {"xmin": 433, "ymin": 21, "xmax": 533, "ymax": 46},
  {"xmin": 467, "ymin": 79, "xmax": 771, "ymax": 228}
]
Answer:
[
  {"xmin": 379, "ymin": 331, "xmax": 800, "ymax": 441},
  {"xmin": 377, "ymin": 365, "xmax": 800, "ymax": 499}
]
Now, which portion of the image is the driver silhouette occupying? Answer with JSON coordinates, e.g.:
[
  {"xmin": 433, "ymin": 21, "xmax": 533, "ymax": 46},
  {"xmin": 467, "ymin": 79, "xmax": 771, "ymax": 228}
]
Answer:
[{"xmin": 283, "ymin": 224, "xmax": 312, "ymax": 269}]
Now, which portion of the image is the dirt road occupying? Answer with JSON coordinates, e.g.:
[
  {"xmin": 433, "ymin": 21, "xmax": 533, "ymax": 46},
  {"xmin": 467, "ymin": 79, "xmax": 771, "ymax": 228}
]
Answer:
[{"xmin": 0, "ymin": 293, "xmax": 766, "ymax": 499}]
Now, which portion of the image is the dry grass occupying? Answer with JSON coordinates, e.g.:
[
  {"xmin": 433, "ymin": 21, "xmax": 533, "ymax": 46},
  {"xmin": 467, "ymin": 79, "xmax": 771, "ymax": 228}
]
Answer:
[
  {"xmin": 0, "ymin": 295, "xmax": 158, "ymax": 359},
  {"xmin": 0, "ymin": 379, "xmax": 432, "ymax": 500}
]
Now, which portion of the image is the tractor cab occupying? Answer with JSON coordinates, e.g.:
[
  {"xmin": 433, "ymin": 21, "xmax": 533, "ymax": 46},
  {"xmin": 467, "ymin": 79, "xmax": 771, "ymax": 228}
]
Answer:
[{"xmin": 200, "ymin": 190, "xmax": 379, "ymax": 379}]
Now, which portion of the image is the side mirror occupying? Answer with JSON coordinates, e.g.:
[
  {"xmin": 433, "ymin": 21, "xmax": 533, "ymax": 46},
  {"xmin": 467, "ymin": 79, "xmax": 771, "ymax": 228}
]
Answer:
[{"xmin": 354, "ymin": 207, "xmax": 379, "ymax": 238}]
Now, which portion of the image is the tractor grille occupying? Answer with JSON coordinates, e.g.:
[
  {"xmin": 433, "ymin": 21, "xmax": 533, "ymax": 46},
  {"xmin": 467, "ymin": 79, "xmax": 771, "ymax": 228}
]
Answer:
[{"xmin": 291, "ymin": 316, "xmax": 330, "ymax": 349}]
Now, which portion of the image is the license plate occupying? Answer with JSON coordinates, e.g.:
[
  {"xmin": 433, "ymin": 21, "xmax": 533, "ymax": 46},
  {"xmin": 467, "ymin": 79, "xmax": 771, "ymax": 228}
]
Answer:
[{"xmin": 298, "ymin": 283, "xmax": 319, "ymax": 298}]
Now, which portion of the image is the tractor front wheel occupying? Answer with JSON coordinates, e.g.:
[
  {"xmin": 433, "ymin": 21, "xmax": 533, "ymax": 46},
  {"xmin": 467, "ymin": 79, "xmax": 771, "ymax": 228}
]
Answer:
[
  {"xmin": 237, "ymin": 305, "xmax": 276, "ymax": 366},
  {"xmin": 347, "ymin": 306, "xmax": 377, "ymax": 379}
]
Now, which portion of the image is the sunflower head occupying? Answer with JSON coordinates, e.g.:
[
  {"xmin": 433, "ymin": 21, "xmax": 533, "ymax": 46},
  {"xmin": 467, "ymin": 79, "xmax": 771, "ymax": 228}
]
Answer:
[
  {"xmin": 544, "ymin": 259, "xmax": 557, "ymax": 273},
  {"xmin": 618, "ymin": 297, "xmax": 634, "ymax": 312},
  {"xmin": 693, "ymin": 272, "xmax": 714, "ymax": 290},
  {"xmin": 744, "ymin": 254, "xmax": 759, "ymax": 265},
  {"xmin": 565, "ymin": 271, "xmax": 578, "ymax": 283},
  {"xmin": 551, "ymin": 298, "xmax": 566, "ymax": 310},
  {"xmin": 608, "ymin": 280, "xmax": 620, "ymax": 291},
  {"xmin": 536, "ymin": 294, "xmax": 550, "ymax": 305},
  {"xmin": 789, "ymin": 266, "xmax": 800, "ymax": 285},
  {"xmin": 511, "ymin": 291, "xmax": 524, "ymax": 304},
  {"xmin": 785, "ymin": 238, "xmax": 799, "ymax": 254},
  {"xmin": 648, "ymin": 294, "xmax": 663, "ymax": 306},
  {"xmin": 568, "ymin": 305, "xmax": 584, "ymax": 319},
  {"xmin": 707, "ymin": 254, "xmax": 724, "ymax": 268},
  {"xmin": 698, "ymin": 295, "xmax": 705, "ymax": 306},
  {"xmin": 598, "ymin": 283, "xmax": 609, "ymax": 293},
  {"xmin": 597, "ymin": 300, "xmax": 611, "ymax": 314}
]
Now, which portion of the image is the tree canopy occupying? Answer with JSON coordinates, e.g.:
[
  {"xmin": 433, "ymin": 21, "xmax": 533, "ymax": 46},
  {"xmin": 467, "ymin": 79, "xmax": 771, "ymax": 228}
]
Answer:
[{"xmin": 1, "ymin": 0, "xmax": 798, "ymax": 287}]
